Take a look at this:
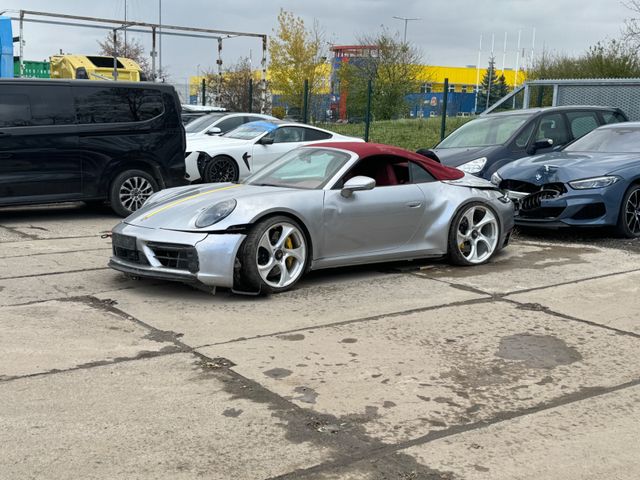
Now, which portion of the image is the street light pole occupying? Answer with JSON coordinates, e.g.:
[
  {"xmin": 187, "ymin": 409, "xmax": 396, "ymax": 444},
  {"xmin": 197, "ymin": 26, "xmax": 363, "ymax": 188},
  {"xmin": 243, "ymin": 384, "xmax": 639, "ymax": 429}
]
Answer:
[{"xmin": 392, "ymin": 16, "xmax": 420, "ymax": 43}]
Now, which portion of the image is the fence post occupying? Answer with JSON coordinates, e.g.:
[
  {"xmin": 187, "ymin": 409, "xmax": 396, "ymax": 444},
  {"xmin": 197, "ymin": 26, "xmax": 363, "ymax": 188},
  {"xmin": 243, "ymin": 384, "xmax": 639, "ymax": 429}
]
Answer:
[
  {"xmin": 201, "ymin": 78, "xmax": 206, "ymax": 106},
  {"xmin": 302, "ymin": 79, "xmax": 309, "ymax": 123},
  {"xmin": 248, "ymin": 78, "xmax": 253, "ymax": 113},
  {"xmin": 440, "ymin": 78, "xmax": 449, "ymax": 141},
  {"xmin": 364, "ymin": 79, "xmax": 373, "ymax": 142}
]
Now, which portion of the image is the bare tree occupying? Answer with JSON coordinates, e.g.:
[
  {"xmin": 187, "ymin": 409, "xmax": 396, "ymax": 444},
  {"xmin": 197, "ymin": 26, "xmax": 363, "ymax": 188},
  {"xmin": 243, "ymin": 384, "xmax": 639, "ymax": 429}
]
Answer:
[
  {"xmin": 201, "ymin": 58, "xmax": 269, "ymax": 111},
  {"xmin": 97, "ymin": 32, "xmax": 169, "ymax": 81}
]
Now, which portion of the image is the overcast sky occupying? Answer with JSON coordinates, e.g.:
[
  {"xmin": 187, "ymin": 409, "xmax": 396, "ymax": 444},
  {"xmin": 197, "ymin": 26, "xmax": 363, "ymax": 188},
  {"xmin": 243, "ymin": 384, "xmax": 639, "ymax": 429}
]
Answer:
[{"xmin": 1, "ymin": 0, "xmax": 634, "ymax": 85}]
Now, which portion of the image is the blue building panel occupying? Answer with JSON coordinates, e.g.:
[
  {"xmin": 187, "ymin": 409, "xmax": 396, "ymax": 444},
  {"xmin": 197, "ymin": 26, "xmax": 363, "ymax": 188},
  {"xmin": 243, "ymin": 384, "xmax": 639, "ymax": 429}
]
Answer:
[{"xmin": 0, "ymin": 16, "xmax": 14, "ymax": 78}]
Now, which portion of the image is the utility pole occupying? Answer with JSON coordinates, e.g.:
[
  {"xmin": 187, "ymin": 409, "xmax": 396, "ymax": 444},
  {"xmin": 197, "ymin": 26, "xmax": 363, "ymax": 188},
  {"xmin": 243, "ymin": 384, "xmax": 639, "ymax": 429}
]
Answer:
[
  {"xmin": 158, "ymin": 0, "xmax": 162, "ymax": 80},
  {"xmin": 392, "ymin": 16, "xmax": 420, "ymax": 43}
]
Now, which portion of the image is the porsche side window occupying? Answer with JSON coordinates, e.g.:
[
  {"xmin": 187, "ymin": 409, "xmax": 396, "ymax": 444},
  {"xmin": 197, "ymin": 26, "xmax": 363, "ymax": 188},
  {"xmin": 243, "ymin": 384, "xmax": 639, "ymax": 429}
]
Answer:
[
  {"xmin": 409, "ymin": 162, "xmax": 436, "ymax": 183},
  {"xmin": 303, "ymin": 128, "xmax": 332, "ymax": 141}
]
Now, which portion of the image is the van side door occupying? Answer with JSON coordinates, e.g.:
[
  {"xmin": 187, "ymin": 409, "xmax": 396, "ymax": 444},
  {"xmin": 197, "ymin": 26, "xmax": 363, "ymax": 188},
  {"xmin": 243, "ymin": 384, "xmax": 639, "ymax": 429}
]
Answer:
[{"xmin": 0, "ymin": 84, "xmax": 80, "ymax": 204}]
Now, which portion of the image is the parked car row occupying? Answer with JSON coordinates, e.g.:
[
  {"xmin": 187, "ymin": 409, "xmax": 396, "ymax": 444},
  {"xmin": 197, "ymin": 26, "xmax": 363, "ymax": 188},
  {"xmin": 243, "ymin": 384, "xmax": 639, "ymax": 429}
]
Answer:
[{"xmin": 1, "ymin": 79, "xmax": 638, "ymax": 295}]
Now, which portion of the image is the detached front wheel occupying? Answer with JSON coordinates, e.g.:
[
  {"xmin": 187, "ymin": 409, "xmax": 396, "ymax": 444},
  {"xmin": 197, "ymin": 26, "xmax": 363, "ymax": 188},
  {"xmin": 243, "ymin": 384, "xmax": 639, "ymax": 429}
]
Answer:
[
  {"xmin": 448, "ymin": 202, "xmax": 500, "ymax": 266},
  {"xmin": 239, "ymin": 216, "xmax": 308, "ymax": 293}
]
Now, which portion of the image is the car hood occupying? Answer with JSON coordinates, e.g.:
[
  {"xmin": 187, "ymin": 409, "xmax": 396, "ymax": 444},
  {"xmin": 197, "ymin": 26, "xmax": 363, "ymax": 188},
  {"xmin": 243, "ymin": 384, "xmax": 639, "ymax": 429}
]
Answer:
[
  {"xmin": 124, "ymin": 183, "xmax": 296, "ymax": 230},
  {"xmin": 431, "ymin": 146, "xmax": 499, "ymax": 167},
  {"xmin": 186, "ymin": 136, "xmax": 250, "ymax": 152},
  {"xmin": 497, "ymin": 151, "xmax": 640, "ymax": 183}
]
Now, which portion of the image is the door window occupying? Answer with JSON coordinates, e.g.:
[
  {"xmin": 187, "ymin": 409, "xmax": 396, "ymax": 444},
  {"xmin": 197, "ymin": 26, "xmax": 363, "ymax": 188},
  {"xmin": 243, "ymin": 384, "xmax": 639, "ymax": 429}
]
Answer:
[
  {"xmin": 409, "ymin": 161, "xmax": 436, "ymax": 183},
  {"xmin": 566, "ymin": 111, "xmax": 599, "ymax": 139},
  {"xmin": 602, "ymin": 111, "xmax": 626, "ymax": 125},
  {"xmin": 273, "ymin": 126, "xmax": 305, "ymax": 143},
  {"xmin": 216, "ymin": 116, "xmax": 245, "ymax": 133},
  {"xmin": 74, "ymin": 87, "xmax": 164, "ymax": 124},
  {"xmin": 534, "ymin": 113, "xmax": 569, "ymax": 146}
]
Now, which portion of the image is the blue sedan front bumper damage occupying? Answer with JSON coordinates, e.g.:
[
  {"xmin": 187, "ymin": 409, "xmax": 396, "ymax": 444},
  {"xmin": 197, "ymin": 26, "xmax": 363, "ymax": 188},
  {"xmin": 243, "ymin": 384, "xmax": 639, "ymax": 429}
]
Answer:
[
  {"xmin": 108, "ymin": 222, "xmax": 246, "ymax": 288},
  {"xmin": 508, "ymin": 185, "xmax": 623, "ymax": 228}
]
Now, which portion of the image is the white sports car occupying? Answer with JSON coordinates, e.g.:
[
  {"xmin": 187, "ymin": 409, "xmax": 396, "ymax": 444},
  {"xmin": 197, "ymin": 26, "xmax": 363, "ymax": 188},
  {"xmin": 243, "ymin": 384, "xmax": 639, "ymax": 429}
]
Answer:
[
  {"xmin": 185, "ymin": 112, "xmax": 278, "ymax": 139},
  {"xmin": 184, "ymin": 120, "xmax": 362, "ymax": 183}
]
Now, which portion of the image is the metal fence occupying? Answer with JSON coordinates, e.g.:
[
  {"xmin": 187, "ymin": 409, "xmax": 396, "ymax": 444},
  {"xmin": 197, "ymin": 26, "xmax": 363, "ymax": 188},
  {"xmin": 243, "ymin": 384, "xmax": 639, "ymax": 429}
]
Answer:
[{"xmin": 485, "ymin": 78, "xmax": 640, "ymax": 121}]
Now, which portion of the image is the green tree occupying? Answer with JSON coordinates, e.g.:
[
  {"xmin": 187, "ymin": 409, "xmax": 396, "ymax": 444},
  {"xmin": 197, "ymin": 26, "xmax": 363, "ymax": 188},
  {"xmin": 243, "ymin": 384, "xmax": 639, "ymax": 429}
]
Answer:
[
  {"xmin": 527, "ymin": 39, "xmax": 640, "ymax": 80},
  {"xmin": 338, "ymin": 31, "xmax": 423, "ymax": 120},
  {"xmin": 476, "ymin": 56, "xmax": 501, "ymax": 112},
  {"xmin": 269, "ymin": 9, "xmax": 326, "ymax": 113}
]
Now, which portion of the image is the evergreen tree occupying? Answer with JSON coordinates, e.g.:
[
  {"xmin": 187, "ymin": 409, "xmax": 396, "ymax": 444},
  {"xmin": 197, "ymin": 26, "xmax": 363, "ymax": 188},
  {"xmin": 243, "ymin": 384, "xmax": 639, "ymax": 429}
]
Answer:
[
  {"xmin": 496, "ymin": 74, "xmax": 510, "ymax": 98},
  {"xmin": 476, "ymin": 57, "xmax": 501, "ymax": 112}
]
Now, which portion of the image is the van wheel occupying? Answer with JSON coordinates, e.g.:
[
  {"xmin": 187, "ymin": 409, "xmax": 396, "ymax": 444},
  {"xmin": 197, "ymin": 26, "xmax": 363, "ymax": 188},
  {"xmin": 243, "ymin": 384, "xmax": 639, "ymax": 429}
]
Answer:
[
  {"xmin": 109, "ymin": 169, "xmax": 158, "ymax": 217},
  {"xmin": 203, "ymin": 156, "xmax": 239, "ymax": 183}
]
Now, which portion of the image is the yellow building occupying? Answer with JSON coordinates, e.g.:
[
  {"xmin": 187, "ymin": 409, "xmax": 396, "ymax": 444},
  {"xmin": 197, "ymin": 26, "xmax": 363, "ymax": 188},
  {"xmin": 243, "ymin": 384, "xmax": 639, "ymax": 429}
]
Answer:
[{"xmin": 416, "ymin": 65, "xmax": 526, "ymax": 93}]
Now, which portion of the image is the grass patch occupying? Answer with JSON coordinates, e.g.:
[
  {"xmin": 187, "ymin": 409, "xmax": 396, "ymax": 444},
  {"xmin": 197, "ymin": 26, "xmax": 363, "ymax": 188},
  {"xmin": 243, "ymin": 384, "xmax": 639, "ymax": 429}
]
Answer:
[{"xmin": 317, "ymin": 117, "xmax": 473, "ymax": 151}]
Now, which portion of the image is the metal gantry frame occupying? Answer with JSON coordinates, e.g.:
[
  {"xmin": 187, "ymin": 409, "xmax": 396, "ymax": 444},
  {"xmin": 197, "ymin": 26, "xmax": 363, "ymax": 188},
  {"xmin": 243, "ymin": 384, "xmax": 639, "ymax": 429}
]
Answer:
[{"xmin": 9, "ymin": 9, "xmax": 268, "ymax": 112}]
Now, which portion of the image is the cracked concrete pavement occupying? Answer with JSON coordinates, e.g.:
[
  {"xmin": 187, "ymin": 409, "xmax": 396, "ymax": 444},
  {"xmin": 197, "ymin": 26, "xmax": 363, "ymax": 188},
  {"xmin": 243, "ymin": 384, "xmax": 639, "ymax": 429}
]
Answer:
[{"xmin": 0, "ymin": 202, "xmax": 639, "ymax": 479}]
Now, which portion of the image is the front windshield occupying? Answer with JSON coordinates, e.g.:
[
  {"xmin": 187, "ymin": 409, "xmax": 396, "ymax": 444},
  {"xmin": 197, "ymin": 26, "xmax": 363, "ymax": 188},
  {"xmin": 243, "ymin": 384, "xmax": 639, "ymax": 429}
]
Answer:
[
  {"xmin": 564, "ymin": 127, "xmax": 640, "ymax": 153},
  {"xmin": 184, "ymin": 113, "xmax": 226, "ymax": 133},
  {"xmin": 245, "ymin": 148, "xmax": 352, "ymax": 189},
  {"xmin": 438, "ymin": 113, "xmax": 532, "ymax": 148},
  {"xmin": 224, "ymin": 123, "xmax": 276, "ymax": 140}
]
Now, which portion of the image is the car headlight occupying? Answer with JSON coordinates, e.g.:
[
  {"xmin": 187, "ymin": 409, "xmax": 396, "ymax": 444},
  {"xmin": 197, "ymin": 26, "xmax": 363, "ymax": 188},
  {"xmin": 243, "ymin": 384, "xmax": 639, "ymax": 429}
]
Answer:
[
  {"xmin": 491, "ymin": 171, "xmax": 502, "ymax": 186},
  {"xmin": 568, "ymin": 176, "xmax": 621, "ymax": 190},
  {"xmin": 458, "ymin": 157, "xmax": 487, "ymax": 174},
  {"xmin": 195, "ymin": 199, "xmax": 237, "ymax": 228}
]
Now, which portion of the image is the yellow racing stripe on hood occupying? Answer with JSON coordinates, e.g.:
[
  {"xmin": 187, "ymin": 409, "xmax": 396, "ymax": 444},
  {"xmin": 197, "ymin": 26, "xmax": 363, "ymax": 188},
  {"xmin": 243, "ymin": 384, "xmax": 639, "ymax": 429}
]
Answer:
[{"xmin": 143, "ymin": 184, "xmax": 242, "ymax": 219}]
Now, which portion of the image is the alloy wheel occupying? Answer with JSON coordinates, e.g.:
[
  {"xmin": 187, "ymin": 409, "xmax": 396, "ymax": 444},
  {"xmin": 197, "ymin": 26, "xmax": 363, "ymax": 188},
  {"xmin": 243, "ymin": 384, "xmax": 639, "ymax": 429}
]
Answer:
[
  {"xmin": 625, "ymin": 188, "xmax": 640, "ymax": 235},
  {"xmin": 206, "ymin": 158, "xmax": 238, "ymax": 183},
  {"xmin": 255, "ymin": 222, "xmax": 307, "ymax": 289},
  {"xmin": 119, "ymin": 176, "xmax": 154, "ymax": 212},
  {"xmin": 456, "ymin": 205, "xmax": 499, "ymax": 264}
]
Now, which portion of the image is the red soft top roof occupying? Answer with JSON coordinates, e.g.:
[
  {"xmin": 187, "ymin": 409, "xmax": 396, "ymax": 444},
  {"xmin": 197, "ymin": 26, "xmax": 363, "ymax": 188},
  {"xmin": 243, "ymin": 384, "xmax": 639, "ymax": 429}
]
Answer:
[{"xmin": 308, "ymin": 142, "xmax": 464, "ymax": 181}]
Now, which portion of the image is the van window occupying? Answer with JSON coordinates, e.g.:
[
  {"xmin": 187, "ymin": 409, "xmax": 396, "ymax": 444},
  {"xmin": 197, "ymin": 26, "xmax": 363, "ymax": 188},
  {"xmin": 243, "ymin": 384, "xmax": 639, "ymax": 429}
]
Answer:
[
  {"xmin": 602, "ymin": 111, "xmax": 626, "ymax": 125},
  {"xmin": 0, "ymin": 93, "xmax": 32, "ymax": 127},
  {"xmin": 74, "ymin": 87, "xmax": 164, "ymax": 124},
  {"xmin": 0, "ymin": 85, "xmax": 75, "ymax": 127},
  {"xmin": 566, "ymin": 111, "xmax": 599, "ymax": 139}
]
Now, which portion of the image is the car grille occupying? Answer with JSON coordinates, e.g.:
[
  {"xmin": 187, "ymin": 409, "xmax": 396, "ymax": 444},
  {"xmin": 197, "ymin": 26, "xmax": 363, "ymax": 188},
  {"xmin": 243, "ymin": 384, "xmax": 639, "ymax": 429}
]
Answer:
[
  {"xmin": 112, "ymin": 233, "xmax": 148, "ymax": 265},
  {"xmin": 147, "ymin": 242, "xmax": 199, "ymax": 273},
  {"xmin": 500, "ymin": 180, "xmax": 567, "ymax": 195}
]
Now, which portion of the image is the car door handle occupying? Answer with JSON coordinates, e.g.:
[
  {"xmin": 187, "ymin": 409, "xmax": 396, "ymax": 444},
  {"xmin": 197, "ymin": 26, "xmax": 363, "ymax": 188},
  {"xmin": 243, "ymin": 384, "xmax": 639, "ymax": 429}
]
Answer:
[{"xmin": 406, "ymin": 201, "xmax": 422, "ymax": 208}]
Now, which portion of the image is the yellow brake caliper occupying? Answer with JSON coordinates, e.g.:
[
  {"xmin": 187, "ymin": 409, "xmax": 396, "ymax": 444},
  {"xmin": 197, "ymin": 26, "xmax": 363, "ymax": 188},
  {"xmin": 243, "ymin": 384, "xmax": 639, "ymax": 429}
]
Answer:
[{"xmin": 285, "ymin": 236, "xmax": 294, "ymax": 269}]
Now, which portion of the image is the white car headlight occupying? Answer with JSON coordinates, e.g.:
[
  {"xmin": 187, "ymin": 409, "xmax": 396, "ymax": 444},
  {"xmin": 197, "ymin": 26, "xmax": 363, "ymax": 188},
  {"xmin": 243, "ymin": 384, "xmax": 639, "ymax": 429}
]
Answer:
[
  {"xmin": 568, "ymin": 176, "xmax": 621, "ymax": 190},
  {"xmin": 458, "ymin": 157, "xmax": 487, "ymax": 174},
  {"xmin": 491, "ymin": 171, "xmax": 502, "ymax": 186},
  {"xmin": 195, "ymin": 199, "xmax": 237, "ymax": 228}
]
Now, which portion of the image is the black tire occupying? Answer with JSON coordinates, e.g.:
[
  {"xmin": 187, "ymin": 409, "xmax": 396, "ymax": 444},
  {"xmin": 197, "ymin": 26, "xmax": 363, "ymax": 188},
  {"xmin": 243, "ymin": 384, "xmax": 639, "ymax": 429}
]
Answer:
[
  {"xmin": 448, "ymin": 202, "xmax": 501, "ymax": 266},
  {"xmin": 203, "ymin": 156, "xmax": 239, "ymax": 183},
  {"xmin": 109, "ymin": 169, "xmax": 159, "ymax": 217},
  {"xmin": 615, "ymin": 184, "xmax": 640, "ymax": 238},
  {"xmin": 238, "ymin": 216, "xmax": 309, "ymax": 294}
]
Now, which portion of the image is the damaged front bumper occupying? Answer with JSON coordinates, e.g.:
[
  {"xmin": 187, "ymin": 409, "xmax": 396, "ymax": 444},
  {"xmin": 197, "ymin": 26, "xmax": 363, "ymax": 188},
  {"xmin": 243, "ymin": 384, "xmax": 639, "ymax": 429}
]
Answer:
[{"xmin": 108, "ymin": 222, "xmax": 246, "ymax": 288}]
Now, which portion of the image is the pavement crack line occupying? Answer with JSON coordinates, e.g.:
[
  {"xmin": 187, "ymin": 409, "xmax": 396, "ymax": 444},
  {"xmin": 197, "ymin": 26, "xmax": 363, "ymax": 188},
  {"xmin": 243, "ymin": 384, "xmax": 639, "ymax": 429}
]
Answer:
[
  {"xmin": 0, "ymin": 267, "xmax": 110, "ymax": 281},
  {"xmin": 268, "ymin": 376, "xmax": 640, "ymax": 479},
  {"xmin": 410, "ymin": 270, "xmax": 640, "ymax": 340},
  {"xmin": 0, "ymin": 233, "xmax": 101, "ymax": 244},
  {"xmin": 0, "ymin": 247, "xmax": 111, "ymax": 260},
  {"xmin": 191, "ymin": 295, "xmax": 495, "ymax": 350},
  {"xmin": 0, "ymin": 224, "xmax": 40, "ymax": 240},
  {"xmin": 0, "ymin": 348, "xmax": 186, "ymax": 384}
]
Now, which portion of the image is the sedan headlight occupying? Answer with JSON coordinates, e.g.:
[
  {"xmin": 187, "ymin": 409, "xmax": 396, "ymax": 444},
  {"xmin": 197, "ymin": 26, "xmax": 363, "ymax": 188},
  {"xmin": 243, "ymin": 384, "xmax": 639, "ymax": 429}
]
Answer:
[
  {"xmin": 568, "ymin": 176, "xmax": 621, "ymax": 190},
  {"xmin": 458, "ymin": 157, "xmax": 487, "ymax": 174},
  {"xmin": 195, "ymin": 199, "xmax": 237, "ymax": 228},
  {"xmin": 491, "ymin": 171, "xmax": 502, "ymax": 186}
]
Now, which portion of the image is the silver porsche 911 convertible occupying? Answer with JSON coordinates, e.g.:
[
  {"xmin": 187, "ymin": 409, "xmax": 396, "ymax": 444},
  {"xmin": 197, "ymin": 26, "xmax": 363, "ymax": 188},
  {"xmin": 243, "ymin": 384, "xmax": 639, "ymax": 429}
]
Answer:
[{"xmin": 109, "ymin": 142, "xmax": 514, "ymax": 294}]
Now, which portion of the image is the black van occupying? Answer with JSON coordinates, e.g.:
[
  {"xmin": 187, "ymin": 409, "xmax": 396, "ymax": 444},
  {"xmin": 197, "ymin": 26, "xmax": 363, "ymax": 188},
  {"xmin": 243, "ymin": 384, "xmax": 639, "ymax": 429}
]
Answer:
[{"xmin": 0, "ymin": 79, "xmax": 186, "ymax": 216}]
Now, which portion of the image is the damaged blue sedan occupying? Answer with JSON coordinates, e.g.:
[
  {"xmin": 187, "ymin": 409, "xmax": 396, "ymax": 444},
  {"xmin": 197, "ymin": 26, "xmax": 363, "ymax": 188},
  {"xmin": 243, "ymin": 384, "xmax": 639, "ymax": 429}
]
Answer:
[{"xmin": 493, "ymin": 122, "xmax": 640, "ymax": 237}]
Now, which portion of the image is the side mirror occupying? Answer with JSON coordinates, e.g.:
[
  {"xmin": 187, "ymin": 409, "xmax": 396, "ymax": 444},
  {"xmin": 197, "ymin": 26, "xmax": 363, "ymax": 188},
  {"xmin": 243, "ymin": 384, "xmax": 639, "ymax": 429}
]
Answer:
[
  {"xmin": 258, "ymin": 136, "xmax": 274, "ymax": 145},
  {"xmin": 528, "ymin": 138, "xmax": 553, "ymax": 154},
  {"xmin": 206, "ymin": 127, "xmax": 222, "ymax": 135},
  {"xmin": 341, "ymin": 176, "xmax": 376, "ymax": 198}
]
